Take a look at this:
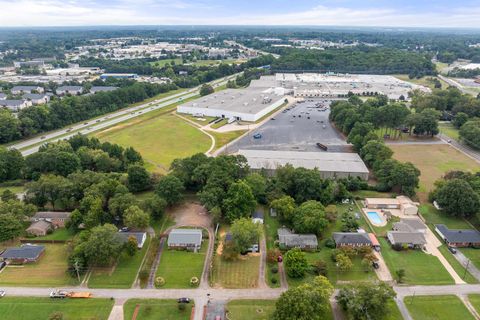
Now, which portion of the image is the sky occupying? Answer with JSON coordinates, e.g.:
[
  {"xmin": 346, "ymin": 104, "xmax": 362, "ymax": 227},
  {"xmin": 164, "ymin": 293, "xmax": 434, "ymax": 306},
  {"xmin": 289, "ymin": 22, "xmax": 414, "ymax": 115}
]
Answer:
[{"xmin": 1, "ymin": 0, "xmax": 480, "ymax": 28}]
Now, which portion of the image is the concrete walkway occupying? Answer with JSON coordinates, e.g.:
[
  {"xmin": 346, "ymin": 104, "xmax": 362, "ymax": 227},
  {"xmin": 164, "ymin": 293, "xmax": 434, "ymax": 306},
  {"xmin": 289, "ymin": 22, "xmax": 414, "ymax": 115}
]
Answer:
[
  {"xmin": 373, "ymin": 251, "xmax": 393, "ymax": 282},
  {"xmin": 460, "ymin": 295, "xmax": 480, "ymax": 320},
  {"xmin": 108, "ymin": 298, "xmax": 126, "ymax": 320}
]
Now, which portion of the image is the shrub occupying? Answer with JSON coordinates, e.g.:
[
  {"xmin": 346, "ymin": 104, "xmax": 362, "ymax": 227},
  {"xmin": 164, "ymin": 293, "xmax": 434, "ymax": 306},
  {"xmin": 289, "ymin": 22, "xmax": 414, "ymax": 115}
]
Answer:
[
  {"xmin": 313, "ymin": 259, "xmax": 328, "ymax": 276},
  {"xmin": 271, "ymin": 277, "xmax": 278, "ymax": 284},
  {"xmin": 271, "ymin": 266, "xmax": 278, "ymax": 274},
  {"xmin": 190, "ymin": 276, "xmax": 200, "ymax": 287},
  {"xmin": 154, "ymin": 276, "xmax": 165, "ymax": 287},
  {"xmin": 178, "ymin": 302, "xmax": 186, "ymax": 311},
  {"xmin": 139, "ymin": 269, "xmax": 149, "ymax": 282},
  {"xmin": 325, "ymin": 239, "xmax": 336, "ymax": 249},
  {"xmin": 267, "ymin": 248, "xmax": 281, "ymax": 264}
]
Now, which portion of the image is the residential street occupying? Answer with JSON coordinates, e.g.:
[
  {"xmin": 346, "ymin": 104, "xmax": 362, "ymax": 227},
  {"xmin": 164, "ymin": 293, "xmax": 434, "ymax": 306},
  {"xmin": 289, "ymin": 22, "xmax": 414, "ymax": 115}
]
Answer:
[{"xmin": 453, "ymin": 250, "xmax": 480, "ymax": 282}]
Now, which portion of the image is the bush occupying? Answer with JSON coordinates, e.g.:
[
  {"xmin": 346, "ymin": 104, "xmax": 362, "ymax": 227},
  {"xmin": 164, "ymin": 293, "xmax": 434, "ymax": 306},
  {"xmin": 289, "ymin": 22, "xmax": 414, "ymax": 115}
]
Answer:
[
  {"xmin": 154, "ymin": 276, "xmax": 165, "ymax": 287},
  {"xmin": 267, "ymin": 248, "xmax": 281, "ymax": 263},
  {"xmin": 312, "ymin": 260, "xmax": 328, "ymax": 276},
  {"xmin": 139, "ymin": 269, "xmax": 149, "ymax": 282},
  {"xmin": 325, "ymin": 238, "xmax": 336, "ymax": 249},
  {"xmin": 271, "ymin": 277, "xmax": 278, "ymax": 284},
  {"xmin": 190, "ymin": 276, "xmax": 200, "ymax": 287},
  {"xmin": 178, "ymin": 302, "xmax": 186, "ymax": 311},
  {"xmin": 271, "ymin": 266, "xmax": 278, "ymax": 274}
]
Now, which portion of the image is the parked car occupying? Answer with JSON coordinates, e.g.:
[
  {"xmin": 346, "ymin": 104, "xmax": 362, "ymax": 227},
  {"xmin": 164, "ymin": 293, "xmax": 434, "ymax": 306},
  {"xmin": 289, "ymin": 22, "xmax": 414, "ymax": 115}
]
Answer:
[
  {"xmin": 253, "ymin": 133, "xmax": 262, "ymax": 139},
  {"xmin": 448, "ymin": 246, "xmax": 457, "ymax": 254},
  {"xmin": 0, "ymin": 290, "xmax": 5, "ymax": 298},
  {"xmin": 178, "ymin": 298, "xmax": 190, "ymax": 303},
  {"xmin": 372, "ymin": 261, "xmax": 380, "ymax": 269},
  {"xmin": 0, "ymin": 261, "xmax": 6, "ymax": 271}
]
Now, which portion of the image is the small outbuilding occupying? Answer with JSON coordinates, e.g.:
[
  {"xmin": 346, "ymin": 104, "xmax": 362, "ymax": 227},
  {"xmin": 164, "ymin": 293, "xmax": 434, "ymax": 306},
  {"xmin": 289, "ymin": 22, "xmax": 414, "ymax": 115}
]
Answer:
[
  {"xmin": 167, "ymin": 229, "xmax": 203, "ymax": 252},
  {"xmin": 117, "ymin": 232, "xmax": 147, "ymax": 249}
]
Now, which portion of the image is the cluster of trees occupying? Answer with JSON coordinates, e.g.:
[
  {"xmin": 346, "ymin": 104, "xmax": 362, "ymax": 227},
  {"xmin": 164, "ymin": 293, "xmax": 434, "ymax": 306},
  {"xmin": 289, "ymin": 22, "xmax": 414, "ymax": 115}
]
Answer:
[
  {"xmin": 411, "ymin": 87, "xmax": 480, "ymax": 149},
  {"xmin": 0, "ymin": 199, "xmax": 36, "ymax": 242},
  {"xmin": 271, "ymin": 47, "xmax": 436, "ymax": 78},
  {"xmin": 228, "ymin": 67, "xmax": 270, "ymax": 88},
  {"xmin": 330, "ymin": 96, "xmax": 421, "ymax": 196},
  {"xmin": 430, "ymin": 171, "xmax": 480, "ymax": 218},
  {"xmin": 0, "ymin": 81, "xmax": 177, "ymax": 143}
]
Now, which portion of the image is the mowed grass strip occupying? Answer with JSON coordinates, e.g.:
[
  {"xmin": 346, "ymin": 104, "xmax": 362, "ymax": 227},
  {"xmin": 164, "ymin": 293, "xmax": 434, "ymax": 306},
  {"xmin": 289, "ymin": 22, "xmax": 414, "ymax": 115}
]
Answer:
[
  {"xmin": 461, "ymin": 248, "xmax": 480, "ymax": 270},
  {"xmin": 0, "ymin": 297, "xmax": 114, "ymax": 320},
  {"xmin": 97, "ymin": 113, "xmax": 211, "ymax": 173},
  {"xmin": 124, "ymin": 299, "xmax": 192, "ymax": 320},
  {"xmin": 0, "ymin": 244, "xmax": 77, "ymax": 287},
  {"xmin": 88, "ymin": 236, "xmax": 151, "ymax": 288},
  {"xmin": 226, "ymin": 300, "xmax": 277, "ymax": 320},
  {"xmin": 208, "ymin": 130, "xmax": 247, "ymax": 152},
  {"xmin": 155, "ymin": 241, "xmax": 207, "ymax": 288},
  {"xmin": 379, "ymin": 238, "xmax": 454, "ymax": 285},
  {"xmin": 405, "ymin": 295, "xmax": 475, "ymax": 320},
  {"xmin": 212, "ymin": 254, "xmax": 260, "ymax": 289},
  {"xmin": 390, "ymin": 144, "xmax": 479, "ymax": 201},
  {"xmin": 468, "ymin": 295, "xmax": 480, "ymax": 314}
]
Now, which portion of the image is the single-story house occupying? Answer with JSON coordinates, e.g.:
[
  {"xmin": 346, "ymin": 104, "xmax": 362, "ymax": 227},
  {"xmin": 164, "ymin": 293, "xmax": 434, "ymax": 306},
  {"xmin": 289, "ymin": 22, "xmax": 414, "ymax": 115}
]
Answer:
[
  {"xmin": 90, "ymin": 86, "xmax": 118, "ymax": 94},
  {"xmin": 22, "ymin": 93, "xmax": 50, "ymax": 105},
  {"xmin": 435, "ymin": 224, "xmax": 480, "ymax": 248},
  {"xmin": 387, "ymin": 231, "xmax": 426, "ymax": 249},
  {"xmin": 0, "ymin": 99, "xmax": 31, "ymax": 112},
  {"xmin": 393, "ymin": 218, "xmax": 427, "ymax": 234},
  {"xmin": 11, "ymin": 86, "xmax": 44, "ymax": 94},
  {"xmin": 0, "ymin": 93, "xmax": 6, "ymax": 100},
  {"xmin": 252, "ymin": 211, "xmax": 264, "ymax": 224},
  {"xmin": 117, "ymin": 231, "xmax": 147, "ymax": 249},
  {"xmin": 56, "ymin": 86, "xmax": 83, "ymax": 96},
  {"xmin": 30, "ymin": 211, "xmax": 71, "ymax": 228},
  {"xmin": 278, "ymin": 227, "xmax": 318, "ymax": 250},
  {"xmin": 365, "ymin": 196, "xmax": 418, "ymax": 215},
  {"xmin": 0, "ymin": 244, "xmax": 45, "ymax": 264},
  {"xmin": 26, "ymin": 220, "xmax": 52, "ymax": 236},
  {"xmin": 167, "ymin": 228, "xmax": 203, "ymax": 251},
  {"xmin": 333, "ymin": 232, "xmax": 372, "ymax": 248}
]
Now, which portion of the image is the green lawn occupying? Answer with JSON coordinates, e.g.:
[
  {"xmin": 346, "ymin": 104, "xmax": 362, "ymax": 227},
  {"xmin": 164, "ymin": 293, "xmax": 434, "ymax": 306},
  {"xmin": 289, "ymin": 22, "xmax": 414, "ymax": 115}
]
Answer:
[
  {"xmin": 149, "ymin": 58, "xmax": 183, "ymax": 67},
  {"xmin": 393, "ymin": 74, "xmax": 449, "ymax": 90},
  {"xmin": 34, "ymin": 228, "xmax": 75, "ymax": 241},
  {"xmin": 97, "ymin": 112, "xmax": 211, "ymax": 173},
  {"xmin": 210, "ymin": 118, "xmax": 228, "ymax": 129},
  {"xmin": 0, "ymin": 185, "xmax": 25, "ymax": 195},
  {"xmin": 226, "ymin": 300, "xmax": 277, "ymax": 320},
  {"xmin": 352, "ymin": 190, "xmax": 394, "ymax": 199},
  {"xmin": 405, "ymin": 295, "xmax": 475, "ymax": 320},
  {"xmin": 379, "ymin": 238, "xmax": 454, "ymax": 285},
  {"xmin": 439, "ymin": 123, "xmax": 460, "ymax": 140},
  {"xmin": 155, "ymin": 240, "xmax": 207, "ymax": 288},
  {"xmin": 468, "ymin": 295, "xmax": 480, "ymax": 314},
  {"xmin": 437, "ymin": 245, "xmax": 478, "ymax": 284},
  {"xmin": 419, "ymin": 204, "xmax": 472, "ymax": 229},
  {"xmin": 180, "ymin": 113, "xmax": 216, "ymax": 126},
  {"xmin": 124, "ymin": 299, "xmax": 192, "ymax": 320},
  {"xmin": 88, "ymin": 236, "xmax": 150, "ymax": 288},
  {"xmin": 208, "ymin": 129, "xmax": 247, "ymax": 152},
  {"xmin": 461, "ymin": 248, "xmax": 480, "ymax": 270},
  {"xmin": 0, "ymin": 244, "xmax": 78, "ymax": 287},
  {"xmin": 0, "ymin": 297, "xmax": 114, "ymax": 320},
  {"xmin": 263, "ymin": 212, "xmax": 281, "ymax": 288},
  {"xmin": 385, "ymin": 299, "xmax": 404, "ymax": 320}
]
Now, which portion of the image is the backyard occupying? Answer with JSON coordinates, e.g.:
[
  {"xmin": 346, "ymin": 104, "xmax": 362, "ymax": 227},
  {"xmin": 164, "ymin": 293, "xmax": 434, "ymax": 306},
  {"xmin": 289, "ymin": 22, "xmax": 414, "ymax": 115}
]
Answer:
[
  {"xmin": 88, "ymin": 236, "xmax": 151, "ymax": 288},
  {"xmin": 390, "ymin": 144, "xmax": 479, "ymax": 201},
  {"xmin": 226, "ymin": 300, "xmax": 277, "ymax": 320},
  {"xmin": 124, "ymin": 299, "xmax": 192, "ymax": 320},
  {"xmin": 0, "ymin": 297, "xmax": 114, "ymax": 320},
  {"xmin": 155, "ymin": 240, "xmax": 207, "ymax": 288},
  {"xmin": 404, "ymin": 295, "xmax": 475, "ymax": 320},
  {"xmin": 379, "ymin": 238, "xmax": 454, "ymax": 285},
  {"xmin": 0, "ymin": 244, "xmax": 77, "ymax": 287}
]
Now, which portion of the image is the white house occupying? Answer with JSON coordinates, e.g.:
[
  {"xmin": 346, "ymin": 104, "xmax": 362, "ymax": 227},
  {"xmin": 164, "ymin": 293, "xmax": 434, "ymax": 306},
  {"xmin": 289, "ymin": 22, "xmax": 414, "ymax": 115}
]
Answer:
[
  {"xmin": 56, "ymin": 86, "xmax": 83, "ymax": 96},
  {"xmin": 11, "ymin": 86, "xmax": 44, "ymax": 94},
  {"xmin": 23, "ymin": 93, "xmax": 50, "ymax": 105},
  {"xmin": 0, "ymin": 99, "xmax": 31, "ymax": 112}
]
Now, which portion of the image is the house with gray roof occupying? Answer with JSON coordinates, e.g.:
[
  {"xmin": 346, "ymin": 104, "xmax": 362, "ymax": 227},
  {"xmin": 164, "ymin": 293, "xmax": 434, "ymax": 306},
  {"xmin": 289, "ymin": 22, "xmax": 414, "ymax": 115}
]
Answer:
[
  {"xmin": 56, "ymin": 86, "xmax": 83, "ymax": 96},
  {"xmin": 31, "ymin": 211, "xmax": 72, "ymax": 228},
  {"xmin": 90, "ymin": 86, "xmax": 118, "ymax": 94},
  {"xmin": 117, "ymin": 231, "xmax": 147, "ymax": 248},
  {"xmin": 0, "ymin": 99, "xmax": 31, "ymax": 111},
  {"xmin": 11, "ymin": 86, "xmax": 44, "ymax": 94},
  {"xmin": 168, "ymin": 228, "xmax": 203, "ymax": 251},
  {"xmin": 393, "ymin": 218, "xmax": 427, "ymax": 234},
  {"xmin": 0, "ymin": 93, "xmax": 6, "ymax": 100},
  {"xmin": 387, "ymin": 231, "xmax": 426, "ymax": 249},
  {"xmin": 333, "ymin": 232, "xmax": 372, "ymax": 248},
  {"xmin": 277, "ymin": 227, "xmax": 318, "ymax": 250},
  {"xmin": 23, "ymin": 93, "xmax": 50, "ymax": 105},
  {"xmin": 435, "ymin": 224, "xmax": 480, "ymax": 248},
  {"xmin": 26, "ymin": 220, "xmax": 52, "ymax": 236},
  {"xmin": 0, "ymin": 244, "xmax": 45, "ymax": 264}
]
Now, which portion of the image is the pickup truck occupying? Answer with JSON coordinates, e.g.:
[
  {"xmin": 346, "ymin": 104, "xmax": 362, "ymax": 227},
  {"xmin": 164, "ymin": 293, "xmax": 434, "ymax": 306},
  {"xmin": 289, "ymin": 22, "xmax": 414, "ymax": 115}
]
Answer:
[{"xmin": 50, "ymin": 290, "xmax": 92, "ymax": 299}]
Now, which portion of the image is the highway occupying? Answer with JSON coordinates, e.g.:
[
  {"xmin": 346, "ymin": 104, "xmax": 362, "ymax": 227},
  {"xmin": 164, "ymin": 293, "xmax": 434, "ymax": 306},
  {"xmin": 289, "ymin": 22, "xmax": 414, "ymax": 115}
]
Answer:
[{"xmin": 9, "ymin": 73, "xmax": 240, "ymax": 156}]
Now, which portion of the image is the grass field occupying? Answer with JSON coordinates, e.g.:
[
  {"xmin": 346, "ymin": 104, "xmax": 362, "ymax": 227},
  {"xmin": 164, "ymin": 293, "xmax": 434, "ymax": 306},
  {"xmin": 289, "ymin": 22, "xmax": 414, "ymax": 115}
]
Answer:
[
  {"xmin": 405, "ymin": 295, "xmax": 475, "ymax": 320},
  {"xmin": 88, "ymin": 236, "xmax": 150, "ymax": 288},
  {"xmin": 379, "ymin": 238, "xmax": 454, "ymax": 285},
  {"xmin": 124, "ymin": 299, "xmax": 192, "ymax": 320},
  {"xmin": 0, "ymin": 185, "xmax": 25, "ymax": 195},
  {"xmin": 0, "ymin": 244, "xmax": 78, "ymax": 287},
  {"xmin": 439, "ymin": 123, "xmax": 460, "ymax": 140},
  {"xmin": 0, "ymin": 297, "xmax": 114, "ymax": 320},
  {"xmin": 390, "ymin": 144, "xmax": 479, "ymax": 201},
  {"xmin": 210, "ymin": 118, "xmax": 228, "ymax": 129},
  {"xmin": 149, "ymin": 58, "xmax": 183, "ymax": 67},
  {"xmin": 97, "ymin": 112, "xmax": 211, "ymax": 173},
  {"xmin": 468, "ymin": 295, "xmax": 480, "ymax": 313},
  {"xmin": 34, "ymin": 228, "xmax": 75, "ymax": 241},
  {"xmin": 209, "ymin": 130, "xmax": 247, "ymax": 152},
  {"xmin": 393, "ymin": 74, "xmax": 449, "ymax": 90},
  {"xmin": 155, "ymin": 240, "xmax": 207, "ymax": 288},
  {"xmin": 226, "ymin": 300, "xmax": 277, "ymax": 320},
  {"xmin": 461, "ymin": 248, "xmax": 480, "ymax": 270},
  {"xmin": 211, "ymin": 250, "xmax": 260, "ymax": 288}
]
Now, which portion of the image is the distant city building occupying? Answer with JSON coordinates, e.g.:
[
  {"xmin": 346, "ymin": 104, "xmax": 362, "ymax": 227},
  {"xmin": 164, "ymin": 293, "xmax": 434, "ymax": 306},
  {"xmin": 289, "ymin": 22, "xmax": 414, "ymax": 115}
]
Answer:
[
  {"xmin": 100, "ymin": 73, "xmax": 138, "ymax": 80},
  {"xmin": 56, "ymin": 86, "xmax": 83, "ymax": 96},
  {"xmin": 11, "ymin": 86, "xmax": 44, "ymax": 94},
  {"xmin": 90, "ymin": 86, "xmax": 118, "ymax": 94}
]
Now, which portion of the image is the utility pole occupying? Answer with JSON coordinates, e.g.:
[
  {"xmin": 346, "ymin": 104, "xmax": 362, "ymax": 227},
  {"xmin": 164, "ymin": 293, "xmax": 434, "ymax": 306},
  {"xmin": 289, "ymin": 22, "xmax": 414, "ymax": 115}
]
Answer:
[
  {"xmin": 463, "ymin": 259, "xmax": 470, "ymax": 280},
  {"xmin": 410, "ymin": 291, "xmax": 416, "ymax": 305},
  {"xmin": 74, "ymin": 259, "xmax": 81, "ymax": 283}
]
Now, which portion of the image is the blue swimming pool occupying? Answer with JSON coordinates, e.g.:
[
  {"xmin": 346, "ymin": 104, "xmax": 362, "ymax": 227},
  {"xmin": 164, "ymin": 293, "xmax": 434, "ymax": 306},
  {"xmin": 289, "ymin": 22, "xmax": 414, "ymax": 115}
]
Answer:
[{"xmin": 367, "ymin": 211, "xmax": 383, "ymax": 224}]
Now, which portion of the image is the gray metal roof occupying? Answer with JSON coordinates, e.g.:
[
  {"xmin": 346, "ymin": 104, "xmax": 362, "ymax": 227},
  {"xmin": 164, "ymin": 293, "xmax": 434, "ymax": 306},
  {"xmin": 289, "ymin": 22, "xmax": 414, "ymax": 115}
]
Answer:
[
  {"xmin": 168, "ymin": 229, "xmax": 203, "ymax": 246},
  {"xmin": 238, "ymin": 149, "xmax": 369, "ymax": 174},
  {"xmin": 0, "ymin": 93, "xmax": 6, "ymax": 99},
  {"xmin": 23, "ymin": 93, "xmax": 47, "ymax": 100},
  {"xmin": 393, "ymin": 218, "xmax": 426, "ymax": 233},
  {"xmin": 33, "ymin": 211, "xmax": 71, "ymax": 220},
  {"xmin": 12, "ymin": 86, "xmax": 41, "ymax": 91},
  {"xmin": 278, "ymin": 227, "xmax": 318, "ymax": 247},
  {"xmin": 387, "ymin": 231, "xmax": 426, "ymax": 245},
  {"xmin": 90, "ymin": 86, "xmax": 118, "ymax": 93},
  {"xmin": 435, "ymin": 224, "xmax": 480, "ymax": 244},
  {"xmin": 0, "ymin": 99, "xmax": 25, "ymax": 107},
  {"xmin": 0, "ymin": 245, "xmax": 45, "ymax": 260},
  {"xmin": 333, "ymin": 232, "xmax": 371, "ymax": 245},
  {"xmin": 117, "ymin": 232, "xmax": 146, "ymax": 247}
]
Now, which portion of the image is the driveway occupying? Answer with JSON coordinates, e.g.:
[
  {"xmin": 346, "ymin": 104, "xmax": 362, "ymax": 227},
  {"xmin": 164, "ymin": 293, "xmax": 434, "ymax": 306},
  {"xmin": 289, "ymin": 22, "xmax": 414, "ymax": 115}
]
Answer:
[{"xmin": 373, "ymin": 251, "xmax": 393, "ymax": 282}]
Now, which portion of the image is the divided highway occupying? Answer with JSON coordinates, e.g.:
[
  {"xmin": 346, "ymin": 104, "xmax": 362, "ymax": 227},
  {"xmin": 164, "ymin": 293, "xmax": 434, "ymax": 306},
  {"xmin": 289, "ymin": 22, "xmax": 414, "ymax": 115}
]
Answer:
[{"xmin": 9, "ymin": 74, "xmax": 240, "ymax": 156}]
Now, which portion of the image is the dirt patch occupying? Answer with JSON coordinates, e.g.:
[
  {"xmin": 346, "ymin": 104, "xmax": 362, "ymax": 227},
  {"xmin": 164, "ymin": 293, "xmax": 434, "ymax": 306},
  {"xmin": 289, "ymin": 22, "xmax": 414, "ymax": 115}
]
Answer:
[
  {"xmin": 170, "ymin": 201, "xmax": 212, "ymax": 228},
  {"xmin": 216, "ymin": 230, "xmax": 226, "ymax": 255}
]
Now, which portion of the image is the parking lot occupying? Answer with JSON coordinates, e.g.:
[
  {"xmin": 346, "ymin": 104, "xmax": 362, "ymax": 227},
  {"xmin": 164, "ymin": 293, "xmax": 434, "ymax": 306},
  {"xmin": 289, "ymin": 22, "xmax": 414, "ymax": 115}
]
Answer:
[{"xmin": 230, "ymin": 99, "xmax": 351, "ymax": 152}]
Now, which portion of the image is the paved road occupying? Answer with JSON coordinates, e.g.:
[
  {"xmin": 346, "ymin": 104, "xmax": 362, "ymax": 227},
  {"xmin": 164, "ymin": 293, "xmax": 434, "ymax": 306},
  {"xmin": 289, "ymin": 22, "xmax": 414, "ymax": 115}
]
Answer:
[
  {"xmin": 438, "ymin": 133, "xmax": 480, "ymax": 163},
  {"xmin": 10, "ymin": 74, "xmax": 240, "ymax": 156},
  {"xmin": 258, "ymin": 231, "xmax": 268, "ymax": 289},
  {"xmin": 453, "ymin": 250, "xmax": 480, "ymax": 282}
]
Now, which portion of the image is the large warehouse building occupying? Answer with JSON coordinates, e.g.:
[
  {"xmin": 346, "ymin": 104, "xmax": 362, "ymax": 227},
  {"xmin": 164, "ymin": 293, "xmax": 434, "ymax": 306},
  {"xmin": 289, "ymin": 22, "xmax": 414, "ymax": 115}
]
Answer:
[
  {"xmin": 177, "ymin": 88, "xmax": 285, "ymax": 122},
  {"xmin": 237, "ymin": 149, "xmax": 369, "ymax": 180}
]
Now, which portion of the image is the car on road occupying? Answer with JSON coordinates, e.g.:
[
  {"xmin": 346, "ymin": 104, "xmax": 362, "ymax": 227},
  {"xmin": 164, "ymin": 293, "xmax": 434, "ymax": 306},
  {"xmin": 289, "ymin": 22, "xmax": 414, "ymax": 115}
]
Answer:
[
  {"xmin": 40, "ymin": 136, "xmax": 46, "ymax": 139},
  {"xmin": 447, "ymin": 139, "xmax": 452, "ymax": 143},
  {"xmin": 448, "ymin": 246, "xmax": 457, "ymax": 254},
  {"xmin": 66, "ymin": 128, "xmax": 73, "ymax": 132},
  {"xmin": 178, "ymin": 298, "xmax": 190, "ymax": 303},
  {"xmin": 372, "ymin": 261, "xmax": 380, "ymax": 269},
  {"xmin": 50, "ymin": 290, "xmax": 68, "ymax": 299},
  {"xmin": 270, "ymin": 117, "xmax": 275, "ymax": 120},
  {"xmin": 0, "ymin": 290, "xmax": 5, "ymax": 298},
  {"xmin": 84, "ymin": 122, "xmax": 88, "ymax": 125},
  {"xmin": 96, "ymin": 120, "xmax": 100, "ymax": 123},
  {"xmin": 253, "ymin": 133, "xmax": 262, "ymax": 139}
]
